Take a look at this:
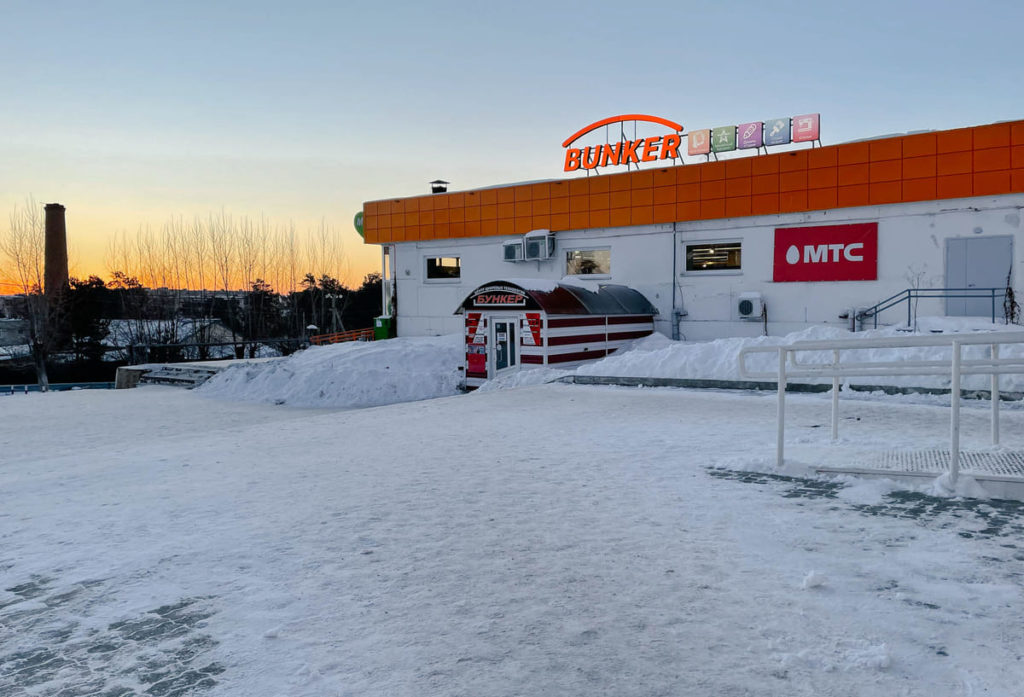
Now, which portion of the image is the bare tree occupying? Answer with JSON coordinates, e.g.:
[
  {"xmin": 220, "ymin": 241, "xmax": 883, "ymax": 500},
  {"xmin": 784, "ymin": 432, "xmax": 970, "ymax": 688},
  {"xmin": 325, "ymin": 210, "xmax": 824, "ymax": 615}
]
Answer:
[
  {"xmin": 95, "ymin": 210, "xmax": 356, "ymax": 353},
  {"xmin": 207, "ymin": 210, "xmax": 236, "ymax": 292},
  {"xmin": 0, "ymin": 197, "xmax": 50, "ymax": 388},
  {"xmin": 1004, "ymin": 266, "xmax": 1020, "ymax": 325},
  {"xmin": 192, "ymin": 217, "xmax": 209, "ymax": 294},
  {"xmin": 282, "ymin": 221, "xmax": 299, "ymax": 294},
  {"xmin": 104, "ymin": 210, "xmax": 352, "ymax": 295}
]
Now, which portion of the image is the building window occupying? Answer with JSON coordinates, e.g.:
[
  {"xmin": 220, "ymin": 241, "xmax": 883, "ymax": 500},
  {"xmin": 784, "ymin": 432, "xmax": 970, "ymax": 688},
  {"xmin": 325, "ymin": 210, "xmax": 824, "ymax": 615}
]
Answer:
[
  {"xmin": 685, "ymin": 242, "xmax": 741, "ymax": 272},
  {"xmin": 426, "ymin": 256, "xmax": 461, "ymax": 280},
  {"xmin": 566, "ymin": 249, "xmax": 611, "ymax": 276}
]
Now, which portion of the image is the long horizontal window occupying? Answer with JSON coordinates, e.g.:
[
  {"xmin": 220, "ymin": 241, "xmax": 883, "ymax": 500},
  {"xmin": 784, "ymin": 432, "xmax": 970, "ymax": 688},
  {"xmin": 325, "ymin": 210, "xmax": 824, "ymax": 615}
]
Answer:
[
  {"xmin": 426, "ymin": 256, "xmax": 461, "ymax": 279},
  {"xmin": 685, "ymin": 242, "xmax": 741, "ymax": 271},
  {"xmin": 566, "ymin": 249, "xmax": 610, "ymax": 275}
]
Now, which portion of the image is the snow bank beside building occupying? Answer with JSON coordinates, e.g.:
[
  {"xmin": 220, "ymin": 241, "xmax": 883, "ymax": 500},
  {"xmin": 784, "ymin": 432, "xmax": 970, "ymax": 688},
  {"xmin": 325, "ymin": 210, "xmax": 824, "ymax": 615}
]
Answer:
[
  {"xmin": 576, "ymin": 318, "xmax": 1024, "ymax": 392},
  {"xmin": 198, "ymin": 334, "xmax": 463, "ymax": 408},
  {"xmin": 199, "ymin": 317, "xmax": 1024, "ymax": 408}
]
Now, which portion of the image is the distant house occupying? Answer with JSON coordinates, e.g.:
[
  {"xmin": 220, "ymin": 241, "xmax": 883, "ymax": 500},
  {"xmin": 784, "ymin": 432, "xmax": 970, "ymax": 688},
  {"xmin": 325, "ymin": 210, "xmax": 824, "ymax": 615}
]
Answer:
[
  {"xmin": 104, "ymin": 319, "xmax": 279, "ymax": 362},
  {"xmin": 0, "ymin": 319, "xmax": 29, "ymax": 347},
  {"xmin": 105, "ymin": 318, "xmax": 236, "ymax": 348}
]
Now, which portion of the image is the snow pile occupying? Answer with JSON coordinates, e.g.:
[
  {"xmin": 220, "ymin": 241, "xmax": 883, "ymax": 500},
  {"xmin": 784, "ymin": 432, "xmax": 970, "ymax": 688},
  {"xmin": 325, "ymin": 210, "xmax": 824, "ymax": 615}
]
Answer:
[
  {"xmin": 929, "ymin": 472, "xmax": 992, "ymax": 499},
  {"xmin": 801, "ymin": 570, "xmax": 828, "ymax": 590},
  {"xmin": 576, "ymin": 326, "xmax": 846, "ymax": 381},
  {"xmin": 474, "ymin": 366, "xmax": 572, "ymax": 393},
  {"xmin": 834, "ymin": 477, "xmax": 902, "ymax": 505},
  {"xmin": 199, "ymin": 315, "xmax": 1023, "ymax": 407},
  {"xmin": 574, "ymin": 318, "xmax": 1024, "ymax": 392},
  {"xmin": 198, "ymin": 334, "xmax": 463, "ymax": 408}
]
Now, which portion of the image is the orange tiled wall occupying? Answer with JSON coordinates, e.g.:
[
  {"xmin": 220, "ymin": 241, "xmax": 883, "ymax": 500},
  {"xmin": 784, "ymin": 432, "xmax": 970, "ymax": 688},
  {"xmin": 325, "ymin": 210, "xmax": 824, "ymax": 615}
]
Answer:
[{"xmin": 362, "ymin": 120, "xmax": 1024, "ymax": 244}]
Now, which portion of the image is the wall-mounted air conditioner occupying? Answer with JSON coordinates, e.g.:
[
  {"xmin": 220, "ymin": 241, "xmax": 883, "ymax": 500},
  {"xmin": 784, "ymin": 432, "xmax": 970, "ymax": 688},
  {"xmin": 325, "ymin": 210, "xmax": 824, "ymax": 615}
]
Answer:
[
  {"xmin": 737, "ymin": 292, "xmax": 764, "ymax": 320},
  {"xmin": 523, "ymin": 229, "xmax": 555, "ymax": 261},
  {"xmin": 503, "ymin": 241, "xmax": 524, "ymax": 262}
]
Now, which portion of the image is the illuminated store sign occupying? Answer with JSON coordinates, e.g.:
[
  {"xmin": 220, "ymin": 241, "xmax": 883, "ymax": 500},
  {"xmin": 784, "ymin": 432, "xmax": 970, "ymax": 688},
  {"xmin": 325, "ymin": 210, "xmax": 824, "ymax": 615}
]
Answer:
[
  {"xmin": 472, "ymin": 285, "xmax": 528, "ymax": 307},
  {"xmin": 562, "ymin": 114, "xmax": 683, "ymax": 172},
  {"xmin": 564, "ymin": 113, "xmax": 820, "ymax": 171},
  {"xmin": 691, "ymin": 114, "xmax": 820, "ymax": 155},
  {"xmin": 565, "ymin": 112, "xmax": 819, "ymax": 165}
]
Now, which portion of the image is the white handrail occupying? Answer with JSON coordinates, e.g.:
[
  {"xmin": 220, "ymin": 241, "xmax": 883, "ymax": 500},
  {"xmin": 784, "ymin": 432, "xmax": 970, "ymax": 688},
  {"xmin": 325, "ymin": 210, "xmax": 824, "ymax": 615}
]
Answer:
[{"xmin": 738, "ymin": 331, "xmax": 1024, "ymax": 486}]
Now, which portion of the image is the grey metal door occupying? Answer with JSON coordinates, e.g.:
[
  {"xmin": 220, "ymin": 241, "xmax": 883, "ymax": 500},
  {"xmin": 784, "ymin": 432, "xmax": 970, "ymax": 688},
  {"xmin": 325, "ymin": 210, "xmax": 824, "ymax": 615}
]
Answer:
[{"xmin": 945, "ymin": 236, "xmax": 1013, "ymax": 316}]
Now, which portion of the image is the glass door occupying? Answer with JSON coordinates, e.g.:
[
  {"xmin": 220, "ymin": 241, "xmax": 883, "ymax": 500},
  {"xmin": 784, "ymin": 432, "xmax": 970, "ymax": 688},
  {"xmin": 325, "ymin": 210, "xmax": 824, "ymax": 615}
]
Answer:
[{"xmin": 492, "ymin": 319, "xmax": 517, "ymax": 371}]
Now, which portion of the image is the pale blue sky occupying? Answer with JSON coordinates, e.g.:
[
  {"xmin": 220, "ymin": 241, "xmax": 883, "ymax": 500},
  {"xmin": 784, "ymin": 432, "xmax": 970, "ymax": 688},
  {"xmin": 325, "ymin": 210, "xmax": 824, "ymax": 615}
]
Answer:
[{"xmin": 2, "ymin": 0, "xmax": 1022, "ymax": 281}]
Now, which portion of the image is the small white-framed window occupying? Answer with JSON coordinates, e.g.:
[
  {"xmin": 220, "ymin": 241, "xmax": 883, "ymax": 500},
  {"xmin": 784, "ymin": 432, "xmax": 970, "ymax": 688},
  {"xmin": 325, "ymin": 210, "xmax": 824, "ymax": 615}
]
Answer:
[
  {"xmin": 566, "ymin": 248, "xmax": 611, "ymax": 276},
  {"xmin": 425, "ymin": 256, "xmax": 461, "ymax": 281},
  {"xmin": 684, "ymin": 240, "xmax": 742, "ymax": 274}
]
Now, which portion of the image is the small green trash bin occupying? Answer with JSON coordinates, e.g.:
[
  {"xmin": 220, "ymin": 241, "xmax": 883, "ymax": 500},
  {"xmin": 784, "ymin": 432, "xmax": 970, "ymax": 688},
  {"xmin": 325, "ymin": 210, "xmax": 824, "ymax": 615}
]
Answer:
[{"xmin": 374, "ymin": 316, "xmax": 395, "ymax": 340}]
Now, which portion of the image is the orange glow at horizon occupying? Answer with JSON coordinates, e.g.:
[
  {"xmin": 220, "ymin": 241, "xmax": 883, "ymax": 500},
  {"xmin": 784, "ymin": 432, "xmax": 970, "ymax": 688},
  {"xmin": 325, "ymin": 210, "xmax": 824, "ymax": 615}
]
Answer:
[{"xmin": 1, "ymin": 201, "xmax": 382, "ymax": 294}]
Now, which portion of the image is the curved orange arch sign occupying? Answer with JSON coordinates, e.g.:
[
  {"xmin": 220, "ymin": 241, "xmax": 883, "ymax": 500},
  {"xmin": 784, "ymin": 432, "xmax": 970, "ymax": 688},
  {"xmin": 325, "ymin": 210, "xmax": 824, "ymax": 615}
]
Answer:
[
  {"xmin": 561, "ymin": 114, "xmax": 684, "ymax": 147},
  {"xmin": 562, "ymin": 114, "xmax": 684, "ymax": 172}
]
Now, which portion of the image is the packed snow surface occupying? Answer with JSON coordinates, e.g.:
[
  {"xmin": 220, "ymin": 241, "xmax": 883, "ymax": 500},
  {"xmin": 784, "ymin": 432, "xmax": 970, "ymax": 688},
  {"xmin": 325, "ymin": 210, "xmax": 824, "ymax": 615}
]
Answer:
[
  {"xmin": 198, "ymin": 334, "xmax": 463, "ymax": 408},
  {"xmin": 5, "ymin": 317, "xmax": 1024, "ymax": 695},
  {"xmin": 3, "ymin": 382, "xmax": 1024, "ymax": 696}
]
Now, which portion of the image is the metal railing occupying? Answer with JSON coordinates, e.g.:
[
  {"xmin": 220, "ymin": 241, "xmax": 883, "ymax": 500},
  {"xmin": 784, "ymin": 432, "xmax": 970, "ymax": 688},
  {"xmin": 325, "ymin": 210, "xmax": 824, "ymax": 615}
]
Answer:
[
  {"xmin": 121, "ymin": 339, "xmax": 303, "ymax": 363},
  {"xmin": 738, "ymin": 331, "xmax": 1024, "ymax": 487},
  {"xmin": 857, "ymin": 287, "xmax": 1006, "ymax": 328},
  {"xmin": 309, "ymin": 328, "xmax": 374, "ymax": 345},
  {"xmin": 2, "ymin": 382, "xmax": 116, "ymax": 394}
]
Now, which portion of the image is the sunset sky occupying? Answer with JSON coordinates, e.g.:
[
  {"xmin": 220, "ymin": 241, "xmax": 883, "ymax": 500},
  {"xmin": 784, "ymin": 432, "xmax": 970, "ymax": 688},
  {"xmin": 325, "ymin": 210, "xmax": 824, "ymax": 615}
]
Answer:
[{"xmin": 3, "ymin": 0, "xmax": 1024, "ymax": 291}]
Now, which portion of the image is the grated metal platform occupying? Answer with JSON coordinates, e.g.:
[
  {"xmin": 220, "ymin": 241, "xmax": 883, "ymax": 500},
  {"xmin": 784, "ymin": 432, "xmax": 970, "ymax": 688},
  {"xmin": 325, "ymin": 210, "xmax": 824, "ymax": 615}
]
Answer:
[
  {"xmin": 872, "ymin": 449, "xmax": 1024, "ymax": 479},
  {"xmin": 817, "ymin": 450, "xmax": 1024, "ymax": 500}
]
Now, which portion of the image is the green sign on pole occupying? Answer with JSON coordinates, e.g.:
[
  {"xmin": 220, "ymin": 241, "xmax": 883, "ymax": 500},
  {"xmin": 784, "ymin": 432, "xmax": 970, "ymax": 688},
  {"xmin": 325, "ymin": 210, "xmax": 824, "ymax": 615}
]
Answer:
[
  {"xmin": 354, "ymin": 211, "xmax": 364, "ymax": 237},
  {"xmin": 711, "ymin": 126, "xmax": 737, "ymax": 153}
]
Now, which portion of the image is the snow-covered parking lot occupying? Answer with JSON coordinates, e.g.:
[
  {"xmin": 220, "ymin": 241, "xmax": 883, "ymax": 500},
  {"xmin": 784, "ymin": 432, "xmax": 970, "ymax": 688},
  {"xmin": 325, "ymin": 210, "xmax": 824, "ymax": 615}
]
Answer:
[{"xmin": 2, "ymin": 383, "xmax": 1024, "ymax": 696}]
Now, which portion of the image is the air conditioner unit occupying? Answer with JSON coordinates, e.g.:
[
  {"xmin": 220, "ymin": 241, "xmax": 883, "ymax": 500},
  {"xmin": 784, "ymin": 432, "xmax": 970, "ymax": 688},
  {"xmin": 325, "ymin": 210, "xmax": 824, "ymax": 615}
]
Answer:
[
  {"xmin": 737, "ymin": 292, "xmax": 764, "ymax": 320},
  {"xmin": 523, "ymin": 229, "xmax": 554, "ymax": 260},
  {"xmin": 503, "ymin": 241, "xmax": 524, "ymax": 262}
]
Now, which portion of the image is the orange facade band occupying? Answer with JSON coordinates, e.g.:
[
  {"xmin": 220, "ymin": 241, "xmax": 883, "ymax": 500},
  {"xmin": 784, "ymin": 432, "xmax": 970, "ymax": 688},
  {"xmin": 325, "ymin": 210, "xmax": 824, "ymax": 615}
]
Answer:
[
  {"xmin": 362, "ymin": 120, "xmax": 1024, "ymax": 245},
  {"xmin": 564, "ymin": 134, "xmax": 681, "ymax": 172}
]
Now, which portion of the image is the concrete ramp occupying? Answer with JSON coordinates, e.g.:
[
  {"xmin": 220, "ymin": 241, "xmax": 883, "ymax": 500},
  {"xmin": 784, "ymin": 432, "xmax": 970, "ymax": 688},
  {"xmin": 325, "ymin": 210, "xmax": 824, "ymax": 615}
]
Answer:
[
  {"xmin": 116, "ymin": 363, "xmax": 225, "ymax": 389},
  {"xmin": 139, "ymin": 365, "xmax": 223, "ymax": 388}
]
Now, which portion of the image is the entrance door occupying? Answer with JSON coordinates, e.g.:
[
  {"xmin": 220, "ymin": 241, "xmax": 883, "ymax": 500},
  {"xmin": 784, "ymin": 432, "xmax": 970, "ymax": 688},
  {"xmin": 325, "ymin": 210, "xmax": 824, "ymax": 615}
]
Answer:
[
  {"xmin": 945, "ymin": 236, "xmax": 1013, "ymax": 316},
  {"xmin": 492, "ymin": 319, "xmax": 517, "ymax": 372}
]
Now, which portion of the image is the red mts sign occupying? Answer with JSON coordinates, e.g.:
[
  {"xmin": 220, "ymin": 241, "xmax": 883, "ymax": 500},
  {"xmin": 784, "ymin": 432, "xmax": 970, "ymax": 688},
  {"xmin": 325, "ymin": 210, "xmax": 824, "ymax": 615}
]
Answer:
[
  {"xmin": 773, "ymin": 223, "xmax": 878, "ymax": 282},
  {"xmin": 562, "ymin": 114, "xmax": 683, "ymax": 172}
]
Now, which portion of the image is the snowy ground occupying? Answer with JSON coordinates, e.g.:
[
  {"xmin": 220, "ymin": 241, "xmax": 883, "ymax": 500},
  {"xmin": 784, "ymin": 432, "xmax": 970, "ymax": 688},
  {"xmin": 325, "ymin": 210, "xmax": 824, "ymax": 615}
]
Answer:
[{"xmin": 3, "ymin": 384, "xmax": 1024, "ymax": 696}]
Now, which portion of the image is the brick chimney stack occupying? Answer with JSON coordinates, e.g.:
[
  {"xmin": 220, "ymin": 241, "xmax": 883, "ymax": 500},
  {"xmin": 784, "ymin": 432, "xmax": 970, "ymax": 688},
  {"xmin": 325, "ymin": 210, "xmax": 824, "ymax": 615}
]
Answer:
[{"xmin": 44, "ymin": 203, "xmax": 69, "ymax": 301}]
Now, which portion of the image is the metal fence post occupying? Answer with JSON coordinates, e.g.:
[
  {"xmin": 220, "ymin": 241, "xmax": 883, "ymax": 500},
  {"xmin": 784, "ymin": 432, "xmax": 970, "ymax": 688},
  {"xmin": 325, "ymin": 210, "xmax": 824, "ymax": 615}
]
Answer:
[
  {"xmin": 992, "ymin": 343, "xmax": 1000, "ymax": 446},
  {"xmin": 831, "ymin": 349, "xmax": 840, "ymax": 441},
  {"xmin": 777, "ymin": 348, "xmax": 787, "ymax": 467},
  {"xmin": 950, "ymin": 341, "xmax": 961, "ymax": 488}
]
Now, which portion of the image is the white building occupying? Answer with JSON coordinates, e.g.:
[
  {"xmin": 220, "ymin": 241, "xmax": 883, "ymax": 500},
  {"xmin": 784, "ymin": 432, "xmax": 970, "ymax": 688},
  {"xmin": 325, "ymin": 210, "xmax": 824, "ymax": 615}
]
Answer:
[{"xmin": 361, "ymin": 118, "xmax": 1024, "ymax": 375}]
